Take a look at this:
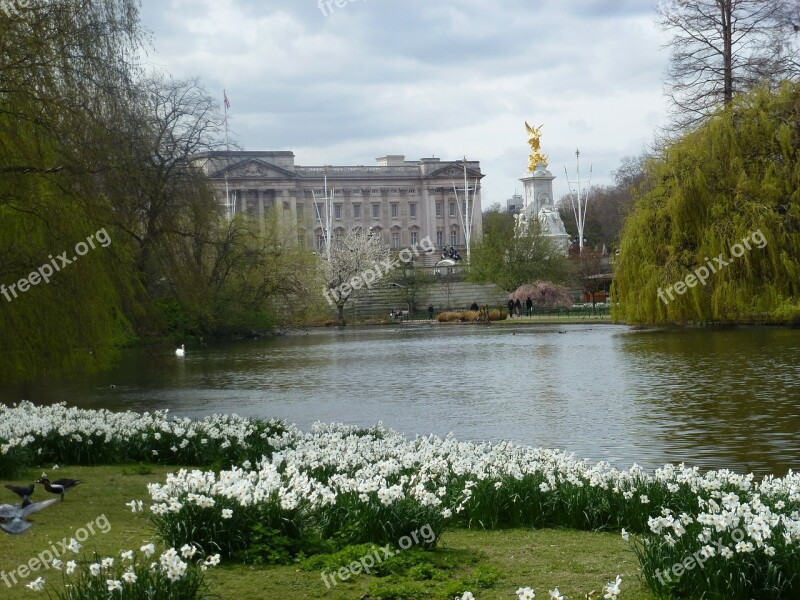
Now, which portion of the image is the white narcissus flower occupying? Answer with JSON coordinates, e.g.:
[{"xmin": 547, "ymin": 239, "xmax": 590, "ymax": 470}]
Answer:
[
  {"xmin": 26, "ymin": 577, "xmax": 45, "ymax": 592},
  {"xmin": 549, "ymin": 589, "xmax": 563, "ymax": 600},
  {"xmin": 204, "ymin": 554, "xmax": 221, "ymax": 567},
  {"xmin": 603, "ymin": 575, "xmax": 622, "ymax": 599},
  {"xmin": 122, "ymin": 570, "xmax": 137, "ymax": 584},
  {"xmin": 516, "ymin": 586, "xmax": 536, "ymax": 600},
  {"xmin": 107, "ymin": 579, "xmax": 123, "ymax": 592}
]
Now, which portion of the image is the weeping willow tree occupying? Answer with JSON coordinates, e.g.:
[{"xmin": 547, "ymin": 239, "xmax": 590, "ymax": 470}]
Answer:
[
  {"xmin": 613, "ymin": 83, "xmax": 800, "ymax": 325},
  {"xmin": 0, "ymin": 1, "xmax": 145, "ymax": 382}
]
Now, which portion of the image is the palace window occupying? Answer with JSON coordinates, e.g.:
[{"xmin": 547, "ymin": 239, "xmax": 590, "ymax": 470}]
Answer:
[
  {"xmin": 449, "ymin": 202, "xmax": 455, "ymax": 217},
  {"xmin": 391, "ymin": 203, "xmax": 399, "ymax": 218},
  {"xmin": 410, "ymin": 231, "xmax": 418, "ymax": 245},
  {"xmin": 317, "ymin": 235, "xmax": 325, "ymax": 251},
  {"xmin": 392, "ymin": 232, "xmax": 400, "ymax": 248},
  {"xmin": 409, "ymin": 203, "xmax": 417, "ymax": 218},
  {"xmin": 451, "ymin": 230, "xmax": 458, "ymax": 246},
  {"xmin": 436, "ymin": 230, "xmax": 443, "ymax": 247},
  {"xmin": 334, "ymin": 204, "xmax": 342, "ymax": 220},
  {"xmin": 372, "ymin": 203, "xmax": 380, "ymax": 218},
  {"xmin": 353, "ymin": 204, "xmax": 361, "ymax": 219},
  {"xmin": 436, "ymin": 202, "xmax": 443, "ymax": 217}
]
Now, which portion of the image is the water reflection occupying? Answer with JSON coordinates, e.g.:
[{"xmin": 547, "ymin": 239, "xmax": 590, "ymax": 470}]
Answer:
[{"xmin": 1, "ymin": 325, "xmax": 798, "ymax": 475}]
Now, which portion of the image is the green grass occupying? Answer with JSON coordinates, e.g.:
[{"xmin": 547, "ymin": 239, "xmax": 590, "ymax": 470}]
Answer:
[
  {"xmin": 0, "ymin": 466, "xmax": 656, "ymax": 599},
  {"xmin": 494, "ymin": 317, "xmax": 614, "ymax": 325}
]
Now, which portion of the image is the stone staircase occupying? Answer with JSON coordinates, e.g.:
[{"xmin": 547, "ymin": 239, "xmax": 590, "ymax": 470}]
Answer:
[{"xmin": 345, "ymin": 278, "xmax": 508, "ymax": 319}]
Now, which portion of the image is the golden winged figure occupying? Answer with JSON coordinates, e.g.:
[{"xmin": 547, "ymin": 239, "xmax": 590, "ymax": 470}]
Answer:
[{"xmin": 525, "ymin": 121, "xmax": 548, "ymax": 171}]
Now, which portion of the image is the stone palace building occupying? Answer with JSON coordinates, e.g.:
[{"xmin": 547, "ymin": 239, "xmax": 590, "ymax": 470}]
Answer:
[{"xmin": 193, "ymin": 151, "xmax": 484, "ymax": 261}]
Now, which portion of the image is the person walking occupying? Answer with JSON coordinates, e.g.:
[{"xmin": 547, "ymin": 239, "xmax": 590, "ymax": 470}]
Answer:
[
  {"xmin": 428, "ymin": 304, "xmax": 434, "ymax": 321},
  {"xmin": 525, "ymin": 296, "xmax": 533, "ymax": 317},
  {"xmin": 507, "ymin": 299, "xmax": 515, "ymax": 319},
  {"xmin": 514, "ymin": 298, "xmax": 522, "ymax": 317}
]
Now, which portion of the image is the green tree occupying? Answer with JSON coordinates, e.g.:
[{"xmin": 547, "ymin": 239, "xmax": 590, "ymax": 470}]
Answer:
[
  {"xmin": 613, "ymin": 83, "xmax": 800, "ymax": 325},
  {"xmin": 0, "ymin": 0, "xmax": 145, "ymax": 382},
  {"xmin": 386, "ymin": 260, "xmax": 433, "ymax": 314},
  {"xmin": 470, "ymin": 205, "xmax": 567, "ymax": 291}
]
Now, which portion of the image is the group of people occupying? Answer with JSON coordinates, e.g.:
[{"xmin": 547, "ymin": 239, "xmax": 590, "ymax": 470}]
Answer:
[
  {"xmin": 507, "ymin": 296, "xmax": 534, "ymax": 318},
  {"xmin": 441, "ymin": 246, "xmax": 462, "ymax": 261}
]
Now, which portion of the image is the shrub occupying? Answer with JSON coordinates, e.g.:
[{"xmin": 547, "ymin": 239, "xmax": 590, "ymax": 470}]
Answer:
[
  {"xmin": 509, "ymin": 281, "xmax": 572, "ymax": 308},
  {"xmin": 39, "ymin": 545, "xmax": 219, "ymax": 600},
  {"xmin": 436, "ymin": 312, "xmax": 461, "ymax": 322}
]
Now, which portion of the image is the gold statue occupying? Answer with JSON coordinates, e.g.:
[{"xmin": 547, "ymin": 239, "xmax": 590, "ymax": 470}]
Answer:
[{"xmin": 525, "ymin": 121, "xmax": 548, "ymax": 171}]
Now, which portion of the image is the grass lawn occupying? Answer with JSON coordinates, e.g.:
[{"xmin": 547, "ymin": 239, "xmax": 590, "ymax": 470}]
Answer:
[
  {"xmin": 493, "ymin": 317, "xmax": 614, "ymax": 325},
  {"xmin": 1, "ymin": 465, "xmax": 657, "ymax": 600}
]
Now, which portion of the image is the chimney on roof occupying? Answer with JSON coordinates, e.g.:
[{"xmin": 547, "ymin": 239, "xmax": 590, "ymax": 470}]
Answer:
[{"xmin": 375, "ymin": 155, "xmax": 406, "ymax": 167}]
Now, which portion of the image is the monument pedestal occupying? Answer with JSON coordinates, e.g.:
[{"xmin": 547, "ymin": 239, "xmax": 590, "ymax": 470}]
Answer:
[{"xmin": 520, "ymin": 162, "xmax": 570, "ymax": 252}]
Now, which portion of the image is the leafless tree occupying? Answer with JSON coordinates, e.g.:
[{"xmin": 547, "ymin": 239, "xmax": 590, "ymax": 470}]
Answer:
[{"xmin": 658, "ymin": 0, "xmax": 800, "ymax": 129}]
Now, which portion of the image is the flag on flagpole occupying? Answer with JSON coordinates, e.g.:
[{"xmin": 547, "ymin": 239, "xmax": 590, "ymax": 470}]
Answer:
[{"xmin": 224, "ymin": 90, "xmax": 231, "ymax": 110}]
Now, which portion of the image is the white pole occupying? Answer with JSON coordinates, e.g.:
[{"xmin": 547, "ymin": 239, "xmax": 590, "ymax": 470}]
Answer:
[
  {"xmin": 582, "ymin": 164, "xmax": 593, "ymax": 248},
  {"xmin": 463, "ymin": 156, "xmax": 471, "ymax": 264},
  {"xmin": 576, "ymin": 148, "xmax": 583, "ymax": 252},
  {"xmin": 324, "ymin": 169, "xmax": 332, "ymax": 262},
  {"xmin": 223, "ymin": 89, "xmax": 234, "ymax": 220}
]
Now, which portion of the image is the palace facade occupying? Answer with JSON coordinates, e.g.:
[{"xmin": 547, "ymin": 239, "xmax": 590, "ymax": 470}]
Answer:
[{"xmin": 193, "ymin": 151, "xmax": 484, "ymax": 260}]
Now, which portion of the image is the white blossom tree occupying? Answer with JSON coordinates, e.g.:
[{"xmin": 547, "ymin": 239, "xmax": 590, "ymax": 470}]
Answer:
[{"xmin": 322, "ymin": 229, "xmax": 391, "ymax": 321}]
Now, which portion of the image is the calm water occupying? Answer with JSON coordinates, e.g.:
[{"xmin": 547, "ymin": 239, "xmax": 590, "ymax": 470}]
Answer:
[{"xmin": 2, "ymin": 324, "xmax": 800, "ymax": 475}]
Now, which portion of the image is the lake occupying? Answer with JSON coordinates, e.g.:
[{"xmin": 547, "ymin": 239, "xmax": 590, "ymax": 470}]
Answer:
[{"xmin": 2, "ymin": 324, "xmax": 799, "ymax": 475}]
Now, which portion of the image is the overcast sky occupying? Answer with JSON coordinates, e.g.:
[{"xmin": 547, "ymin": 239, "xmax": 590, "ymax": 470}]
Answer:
[{"xmin": 139, "ymin": 0, "xmax": 672, "ymax": 208}]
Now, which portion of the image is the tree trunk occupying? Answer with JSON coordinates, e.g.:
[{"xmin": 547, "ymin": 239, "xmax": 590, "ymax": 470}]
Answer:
[
  {"xmin": 722, "ymin": 0, "xmax": 734, "ymax": 105},
  {"xmin": 337, "ymin": 303, "xmax": 345, "ymax": 322}
]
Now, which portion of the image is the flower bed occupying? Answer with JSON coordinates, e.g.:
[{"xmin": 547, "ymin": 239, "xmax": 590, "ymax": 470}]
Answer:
[
  {"xmin": 0, "ymin": 401, "xmax": 287, "ymax": 478},
  {"xmin": 5, "ymin": 401, "xmax": 800, "ymax": 598}
]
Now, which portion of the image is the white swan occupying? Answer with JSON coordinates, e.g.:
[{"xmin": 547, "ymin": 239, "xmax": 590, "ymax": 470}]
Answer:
[{"xmin": 175, "ymin": 344, "xmax": 185, "ymax": 357}]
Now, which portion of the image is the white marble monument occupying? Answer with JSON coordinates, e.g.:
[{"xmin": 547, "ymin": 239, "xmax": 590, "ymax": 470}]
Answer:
[{"xmin": 519, "ymin": 123, "xmax": 570, "ymax": 253}]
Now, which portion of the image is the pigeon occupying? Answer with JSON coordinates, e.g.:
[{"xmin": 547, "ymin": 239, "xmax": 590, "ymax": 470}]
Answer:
[
  {"xmin": 4, "ymin": 483, "xmax": 35, "ymax": 501},
  {"xmin": 36, "ymin": 478, "xmax": 81, "ymax": 502},
  {"xmin": 0, "ymin": 498, "xmax": 59, "ymax": 535}
]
